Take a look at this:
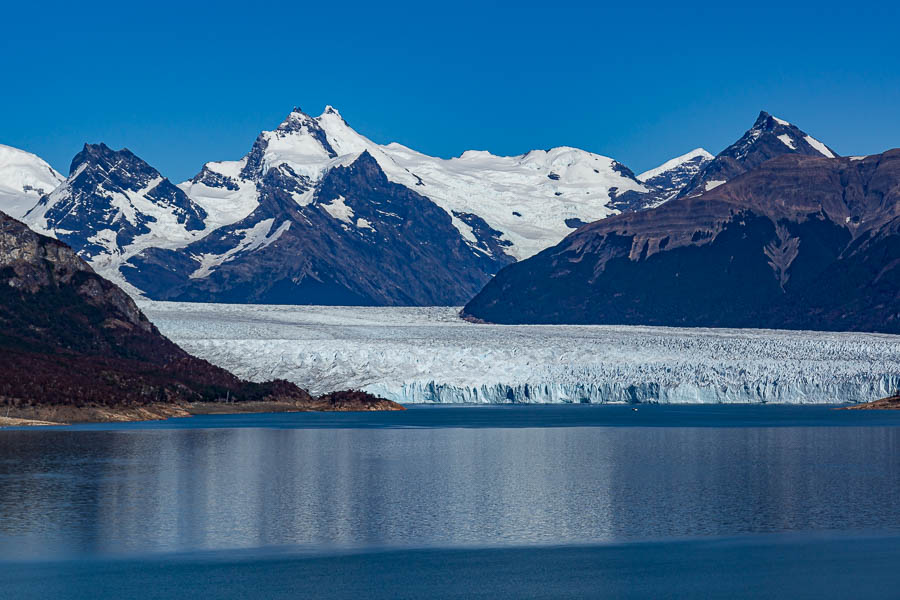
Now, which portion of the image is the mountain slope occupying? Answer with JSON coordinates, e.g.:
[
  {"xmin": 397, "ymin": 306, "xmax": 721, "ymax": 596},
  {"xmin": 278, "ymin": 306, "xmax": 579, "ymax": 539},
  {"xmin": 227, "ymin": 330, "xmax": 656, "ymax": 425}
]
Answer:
[
  {"xmin": 0, "ymin": 144, "xmax": 64, "ymax": 219},
  {"xmin": 0, "ymin": 210, "xmax": 402, "ymax": 415},
  {"xmin": 678, "ymin": 111, "xmax": 839, "ymax": 197},
  {"xmin": 379, "ymin": 142, "xmax": 646, "ymax": 260},
  {"xmin": 609, "ymin": 148, "xmax": 713, "ymax": 211},
  {"xmin": 0, "ymin": 209, "xmax": 303, "ymax": 407},
  {"xmin": 463, "ymin": 150, "xmax": 900, "ymax": 333},
  {"xmin": 637, "ymin": 148, "xmax": 714, "ymax": 203}
]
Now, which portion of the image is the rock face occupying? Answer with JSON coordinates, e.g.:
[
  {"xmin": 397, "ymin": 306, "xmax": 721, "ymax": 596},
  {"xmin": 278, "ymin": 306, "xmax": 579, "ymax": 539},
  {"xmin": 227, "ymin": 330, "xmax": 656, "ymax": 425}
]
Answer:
[
  {"xmin": 0, "ymin": 210, "xmax": 311, "ymax": 408},
  {"xmin": 463, "ymin": 150, "xmax": 900, "ymax": 333},
  {"xmin": 678, "ymin": 111, "xmax": 839, "ymax": 198}
]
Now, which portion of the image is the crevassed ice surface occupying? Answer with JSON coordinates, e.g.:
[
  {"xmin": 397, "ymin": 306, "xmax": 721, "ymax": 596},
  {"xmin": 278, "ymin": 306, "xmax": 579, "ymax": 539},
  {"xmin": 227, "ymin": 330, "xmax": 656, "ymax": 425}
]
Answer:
[{"xmin": 141, "ymin": 302, "xmax": 900, "ymax": 404}]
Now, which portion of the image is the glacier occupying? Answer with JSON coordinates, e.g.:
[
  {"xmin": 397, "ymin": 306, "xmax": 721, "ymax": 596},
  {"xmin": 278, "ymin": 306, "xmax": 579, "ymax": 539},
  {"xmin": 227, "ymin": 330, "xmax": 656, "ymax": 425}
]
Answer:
[{"xmin": 141, "ymin": 302, "xmax": 900, "ymax": 405}]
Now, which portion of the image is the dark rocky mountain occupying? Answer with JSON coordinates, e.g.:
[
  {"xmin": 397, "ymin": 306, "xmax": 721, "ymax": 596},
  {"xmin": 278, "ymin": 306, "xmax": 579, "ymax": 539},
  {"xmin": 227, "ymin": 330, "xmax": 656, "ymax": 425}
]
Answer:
[
  {"xmin": 127, "ymin": 151, "xmax": 505, "ymax": 305},
  {"xmin": 24, "ymin": 143, "xmax": 208, "ymax": 260},
  {"xmin": 0, "ymin": 210, "xmax": 399, "ymax": 416},
  {"xmin": 678, "ymin": 111, "xmax": 839, "ymax": 198},
  {"xmin": 463, "ymin": 150, "xmax": 900, "ymax": 333}
]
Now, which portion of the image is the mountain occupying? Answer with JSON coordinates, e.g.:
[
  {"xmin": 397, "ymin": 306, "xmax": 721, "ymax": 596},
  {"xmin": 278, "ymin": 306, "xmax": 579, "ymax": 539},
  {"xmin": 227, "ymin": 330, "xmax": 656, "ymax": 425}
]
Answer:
[
  {"xmin": 678, "ymin": 111, "xmax": 838, "ymax": 197},
  {"xmin": 0, "ymin": 107, "xmax": 652, "ymax": 305},
  {"xmin": 0, "ymin": 108, "xmax": 841, "ymax": 308},
  {"xmin": 23, "ymin": 143, "xmax": 211, "ymax": 290},
  {"xmin": 608, "ymin": 148, "xmax": 713, "ymax": 211},
  {"xmin": 123, "ymin": 107, "xmax": 649, "ymax": 304},
  {"xmin": 0, "ymin": 210, "xmax": 401, "ymax": 419},
  {"xmin": 0, "ymin": 144, "xmax": 63, "ymax": 219},
  {"xmin": 462, "ymin": 149, "xmax": 900, "ymax": 333},
  {"xmin": 180, "ymin": 106, "xmax": 648, "ymax": 262},
  {"xmin": 127, "ymin": 151, "xmax": 503, "ymax": 305}
]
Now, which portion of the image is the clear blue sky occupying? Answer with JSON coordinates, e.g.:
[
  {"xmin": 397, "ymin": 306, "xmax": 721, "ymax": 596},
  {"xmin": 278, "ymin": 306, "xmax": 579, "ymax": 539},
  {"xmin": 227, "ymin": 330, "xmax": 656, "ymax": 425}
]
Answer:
[{"xmin": 3, "ymin": 1, "xmax": 899, "ymax": 182}]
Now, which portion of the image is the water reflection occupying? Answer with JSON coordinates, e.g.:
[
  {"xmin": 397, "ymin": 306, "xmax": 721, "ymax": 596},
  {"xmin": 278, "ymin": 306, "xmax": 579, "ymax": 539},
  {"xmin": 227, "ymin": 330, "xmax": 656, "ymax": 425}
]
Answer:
[{"xmin": 0, "ymin": 424, "xmax": 898, "ymax": 558}]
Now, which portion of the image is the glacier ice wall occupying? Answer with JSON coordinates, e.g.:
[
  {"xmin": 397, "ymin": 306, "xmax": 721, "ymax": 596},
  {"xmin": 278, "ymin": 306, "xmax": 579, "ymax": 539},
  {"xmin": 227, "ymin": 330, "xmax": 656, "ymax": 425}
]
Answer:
[{"xmin": 142, "ymin": 303, "xmax": 900, "ymax": 405}]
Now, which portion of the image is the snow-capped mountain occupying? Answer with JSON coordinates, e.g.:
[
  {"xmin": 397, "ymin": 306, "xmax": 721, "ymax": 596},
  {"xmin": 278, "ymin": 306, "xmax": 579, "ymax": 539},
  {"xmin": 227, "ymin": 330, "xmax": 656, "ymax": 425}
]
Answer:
[
  {"xmin": 0, "ymin": 107, "xmax": 652, "ymax": 305},
  {"xmin": 23, "ymin": 143, "xmax": 209, "ymax": 287},
  {"xmin": 113, "ymin": 106, "xmax": 648, "ymax": 304},
  {"xmin": 678, "ymin": 111, "xmax": 838, "ymax": 197},
  {"xmin": 0, "ymin": 144, "xmax": 63, "ymax": 219},
  {"xmin": 128, "ymin": 150, "xmax": 504, "ymax": 305},
  {"xmin": 181, "ymin": 106, "xmax": 647, "ymax": 261},
  {"xmin": 378, "ymin": 143, "xmax": 646, "ymax": 260}
]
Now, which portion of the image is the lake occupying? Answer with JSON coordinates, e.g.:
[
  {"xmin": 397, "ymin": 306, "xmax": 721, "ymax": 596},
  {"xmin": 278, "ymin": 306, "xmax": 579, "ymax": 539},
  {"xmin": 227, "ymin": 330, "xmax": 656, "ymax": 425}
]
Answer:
[{"xmin": 2, "ymin": 405, "xmax": 900, "ymax": 598}]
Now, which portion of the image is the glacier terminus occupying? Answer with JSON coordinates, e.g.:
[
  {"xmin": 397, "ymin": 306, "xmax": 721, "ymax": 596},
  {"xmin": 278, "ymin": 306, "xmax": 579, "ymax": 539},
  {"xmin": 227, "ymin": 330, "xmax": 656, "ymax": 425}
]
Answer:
[{"xmin": 142, "ymin": 303, "xmax": 900, "ymax": 405}]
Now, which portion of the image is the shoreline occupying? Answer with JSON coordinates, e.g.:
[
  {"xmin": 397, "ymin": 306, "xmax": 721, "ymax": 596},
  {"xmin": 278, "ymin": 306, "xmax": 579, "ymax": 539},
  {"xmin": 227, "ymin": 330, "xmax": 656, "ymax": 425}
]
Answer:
[
  {"xmin": 0, "ymin": 398, "xmax": 405, "ymax": 428},
  {"xmin": 4, "ymin": 400, "xmax": 899, "ymax": 429},
  {"xmin": 838, "ymin": 395, "xmax": 900, "ymax": 410}
]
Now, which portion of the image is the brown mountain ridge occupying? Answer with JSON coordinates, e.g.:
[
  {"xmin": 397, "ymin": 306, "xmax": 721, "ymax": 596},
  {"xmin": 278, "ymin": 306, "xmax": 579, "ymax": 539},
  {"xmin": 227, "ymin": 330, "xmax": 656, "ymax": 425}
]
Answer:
[{"xmin": 463, "ymin": 150, "xmax": 900, "ymax": 332}]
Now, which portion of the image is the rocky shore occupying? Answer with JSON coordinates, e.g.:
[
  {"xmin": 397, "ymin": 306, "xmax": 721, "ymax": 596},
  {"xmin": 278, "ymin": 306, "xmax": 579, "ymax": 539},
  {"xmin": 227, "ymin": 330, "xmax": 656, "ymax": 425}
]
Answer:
[
  {"xmin": 839, "ymin": 395, "xmax": 900, "ymax": 410},
  {"xmin": 0, "ymin": 390, "xmax": 404, "ymax": 427}
]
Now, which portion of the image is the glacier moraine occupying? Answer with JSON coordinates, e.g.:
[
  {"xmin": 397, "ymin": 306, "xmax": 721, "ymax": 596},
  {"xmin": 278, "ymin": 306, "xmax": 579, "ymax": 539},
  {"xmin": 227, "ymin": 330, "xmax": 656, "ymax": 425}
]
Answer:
[{"xmin": 141, "ymin": 302, "xmax": 900, "ymax": 405}]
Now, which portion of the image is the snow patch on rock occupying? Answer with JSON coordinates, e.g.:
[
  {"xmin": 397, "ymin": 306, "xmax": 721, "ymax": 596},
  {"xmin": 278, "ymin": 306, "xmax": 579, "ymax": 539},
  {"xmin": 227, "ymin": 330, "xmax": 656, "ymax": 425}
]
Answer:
[
  {"xmin": 777, "ymin": 134, "xmax": 797, "ymax": 150},
  {"xmin": 321, "ymin": 195, "xmax": 354, "ymax": 224},
  {"xmin": 190, "ymin": 219, "xmax": 290, "ymax": 279},
  {"xmin": 805, "ymin": 135, "xmax": 836, "ymax": 158}
]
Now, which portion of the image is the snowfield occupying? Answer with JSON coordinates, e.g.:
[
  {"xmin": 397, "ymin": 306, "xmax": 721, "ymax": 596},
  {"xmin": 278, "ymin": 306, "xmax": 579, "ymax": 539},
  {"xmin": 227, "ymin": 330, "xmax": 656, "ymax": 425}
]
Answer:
[{"xmin": 141, "ymin": 303, "xmax": 900, "ymax": 405}]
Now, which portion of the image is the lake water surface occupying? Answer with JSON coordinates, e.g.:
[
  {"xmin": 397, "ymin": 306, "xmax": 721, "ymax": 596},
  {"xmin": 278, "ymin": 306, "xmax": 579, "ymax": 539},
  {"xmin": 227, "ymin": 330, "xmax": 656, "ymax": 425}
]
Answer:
[{"xmin": 2, "ymin": 405, "xmax": 900, "ymax": 598}]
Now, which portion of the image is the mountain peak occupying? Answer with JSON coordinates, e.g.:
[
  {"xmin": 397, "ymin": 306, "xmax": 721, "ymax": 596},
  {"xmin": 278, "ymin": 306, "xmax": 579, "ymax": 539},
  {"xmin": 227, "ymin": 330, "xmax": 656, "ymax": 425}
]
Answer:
[
  {"xmin": 277, "ymin": 107, "xmax": 317, "ymax": 132},
  {"xmin": 678, "ymin": 111, "xmax": 839, "ymax": 197},
  {"xmin": 319, "ymin": 105, "xmax": 348, "ymax": 127},
  {"xmin": 30, "ymin": 143, "xmax": 208, "ymax": 263},
  {"xmin": 754, "ymin": 110, "xmax": 773, "ymax": 125},
  {"xmin": 70, "ymin": 143, "xmax": 142, "ymax": 175},
  {"xmin": 752, "ymin": 111, "xmax": 794, "ymax": 131}
]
